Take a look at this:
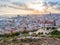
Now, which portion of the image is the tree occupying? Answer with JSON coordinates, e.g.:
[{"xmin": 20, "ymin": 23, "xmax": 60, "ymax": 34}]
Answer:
[
  {"xmin": 50, "ymin": 30, "xmax": 60, "ymax": 35},
  {"xmin": 52, "ymin": 27, "xmax": 57, "ymax": 30},
  {"xmin": 31, "ymin": 33, "xmax": 37, "ymax": 37},
  {"xmin": 38, "ymin": 32, "xmax": 41, "ymax": 35}
]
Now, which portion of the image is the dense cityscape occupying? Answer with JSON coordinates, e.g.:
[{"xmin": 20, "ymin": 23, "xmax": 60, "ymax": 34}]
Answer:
[{"xmin": 0, "ymin": 14, "xmax": 60, "ymax": 34}]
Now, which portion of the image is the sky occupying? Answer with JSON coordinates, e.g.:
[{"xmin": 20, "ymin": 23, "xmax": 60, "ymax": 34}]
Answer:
[{"xmin": 0, "ymin": 0, "xmax": 60, "ymax": 16}]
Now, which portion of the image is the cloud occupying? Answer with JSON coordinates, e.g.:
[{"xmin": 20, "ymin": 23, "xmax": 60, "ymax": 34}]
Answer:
[
  {"xmin": 53, "ymin": 6, "xmax": 60, "ymax": 10},
  {"xmin": 0, "ymin": 1, "xmax": 33, "ymax": 10},
  {"xmin": 40, "ymin": 1, "xmax": 60, "ymax": 13},
  {"xmin": 0, "ymin": 0, "xmax": 38, "ymax": 15},
  {"xmin": 0, "ymin": 0, "xmax": 60, "ymax": 15},
  {"xmin": 0, "ymin": 0, "xmax": 10, "ymax": 2}
]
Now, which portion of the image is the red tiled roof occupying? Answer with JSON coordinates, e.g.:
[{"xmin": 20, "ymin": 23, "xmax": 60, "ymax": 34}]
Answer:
[{"xmin": 40, "ymin": 20, "xmax": 54, "ymax": 24}]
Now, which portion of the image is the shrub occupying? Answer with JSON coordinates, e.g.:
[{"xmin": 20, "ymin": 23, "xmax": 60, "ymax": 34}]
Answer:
[{"xmin": 50, "ymin": 30, "xmax": 60, "ymax": 35}]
